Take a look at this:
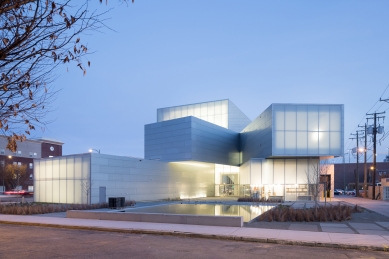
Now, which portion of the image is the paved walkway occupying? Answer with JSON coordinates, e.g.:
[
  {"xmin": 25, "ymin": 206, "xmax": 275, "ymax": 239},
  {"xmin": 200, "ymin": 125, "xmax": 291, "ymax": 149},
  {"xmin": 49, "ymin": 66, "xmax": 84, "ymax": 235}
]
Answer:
[
  {"xmin": 0, "ymin": 212, "xmax": 389, "ymax": 251},
  {"xmin": 1, "ymin": 196, "xmax": 389, "ymax": 251},
  {"xmin": 337, "ymin": 196, "xmax": 389, "ymax": 217}
]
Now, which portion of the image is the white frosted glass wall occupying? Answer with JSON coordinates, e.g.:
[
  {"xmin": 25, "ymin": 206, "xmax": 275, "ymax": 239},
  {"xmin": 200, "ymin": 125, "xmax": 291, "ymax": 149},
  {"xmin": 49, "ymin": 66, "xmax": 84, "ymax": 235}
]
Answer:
[
  {"xmin": 237, "ymin": 161, "xmax": 250, "ymax": 185},
  {"xmin": 157, "ymin": 100, "xmax": 229, "ymax": 129},
  {"xmin": 273, "ymin": 160, "xmax": 284, "ymax": 184},
  {"xmin": 273, "ymin": 104, "xmax": 343, "ymax": 156},
  {"xmin": 34, "ymin": 154, "xmax": 91, "ymax": 204},
  {"xmin": 242, "ymin": 158, "xmax": 320, "ymax": 201}
]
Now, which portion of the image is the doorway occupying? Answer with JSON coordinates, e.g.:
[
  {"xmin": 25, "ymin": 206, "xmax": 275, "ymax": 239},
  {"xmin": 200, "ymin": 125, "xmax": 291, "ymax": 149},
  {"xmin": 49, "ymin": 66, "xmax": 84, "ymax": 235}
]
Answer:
[{"xmin": 99, "ymin": 187, "xmax": 106, "ymax": 203}]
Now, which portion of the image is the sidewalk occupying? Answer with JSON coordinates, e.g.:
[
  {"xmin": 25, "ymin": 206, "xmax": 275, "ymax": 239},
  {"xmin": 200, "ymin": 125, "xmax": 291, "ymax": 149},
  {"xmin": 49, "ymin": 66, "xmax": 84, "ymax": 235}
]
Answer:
[
  {"xmin": 1, "ymin": 212, "xmax": 389, "ymax": 252},
  {"xmin": 1, "ymin": 196, "xmax": 389, "ymax": 251},
  {"xmin": 336, "ymin": 196, "xmax": 389, "ymax": 217}
]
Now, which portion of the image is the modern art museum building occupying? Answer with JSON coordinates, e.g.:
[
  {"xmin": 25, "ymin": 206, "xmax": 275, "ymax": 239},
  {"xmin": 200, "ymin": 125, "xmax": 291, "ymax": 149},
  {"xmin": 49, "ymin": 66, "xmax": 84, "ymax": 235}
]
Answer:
[{"xmin": 34, "ymin": 100, "xmax": 344, "ymax": 204}]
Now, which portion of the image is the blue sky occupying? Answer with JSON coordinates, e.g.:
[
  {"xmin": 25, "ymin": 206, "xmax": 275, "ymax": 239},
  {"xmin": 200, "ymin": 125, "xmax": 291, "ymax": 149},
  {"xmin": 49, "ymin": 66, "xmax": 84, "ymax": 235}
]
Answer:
[{"xmin": 38, "ymin": 1, "xmax": 389, "ymax": 163}]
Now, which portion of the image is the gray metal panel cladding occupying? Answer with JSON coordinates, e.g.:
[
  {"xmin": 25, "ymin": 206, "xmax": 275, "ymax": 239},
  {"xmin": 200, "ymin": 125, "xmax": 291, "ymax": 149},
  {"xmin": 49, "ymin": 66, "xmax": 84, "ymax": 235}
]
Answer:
[
  {"xmin": 145, "ymin": 116, "xmax": 240, "ymax": 166},
  {"xmin": 227, "ymin": 100, "xmax": 252, "ymax": 132},
  {"xmin": 239, "ymin": 105, "xmax": 273, "ymax": 164}
]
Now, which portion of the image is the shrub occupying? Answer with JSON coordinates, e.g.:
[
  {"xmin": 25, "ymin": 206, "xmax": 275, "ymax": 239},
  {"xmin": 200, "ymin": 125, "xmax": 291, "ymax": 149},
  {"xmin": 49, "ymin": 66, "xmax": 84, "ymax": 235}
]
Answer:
[
  {"xmin": 0, "ymin": 200, "xmax": 135, "ymax": 215},
  {"xmin": 237, "ymin": 197, "xmax": 283, "ymax": 203},
  {"xmin": 257, "ymin": 204, "xmax": 361, "ymax": 222}
]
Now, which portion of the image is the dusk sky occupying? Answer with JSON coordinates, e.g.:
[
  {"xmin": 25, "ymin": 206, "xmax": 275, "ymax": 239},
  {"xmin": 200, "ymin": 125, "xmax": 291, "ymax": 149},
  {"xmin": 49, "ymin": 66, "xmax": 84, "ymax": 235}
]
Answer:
[{"xmin": 37, "ymin": 1, "xmax": 389, "ymax": 163}]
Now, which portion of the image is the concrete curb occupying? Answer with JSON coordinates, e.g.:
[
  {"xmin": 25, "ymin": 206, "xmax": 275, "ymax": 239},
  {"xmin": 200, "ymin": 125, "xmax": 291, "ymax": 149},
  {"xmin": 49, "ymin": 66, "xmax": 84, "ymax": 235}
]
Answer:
[
  {"xmin": 66, "ymin": 210, "xmax": 244, "ymax": 227},
  {"xmin": 1, "ymin": 220, "xmax": 388, "ymax": 252}
]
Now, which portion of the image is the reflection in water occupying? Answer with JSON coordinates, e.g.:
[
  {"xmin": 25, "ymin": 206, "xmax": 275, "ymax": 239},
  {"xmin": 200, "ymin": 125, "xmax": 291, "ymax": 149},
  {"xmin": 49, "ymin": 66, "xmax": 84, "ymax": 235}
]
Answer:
[{"xmin": 126, "ymin": 204, "xmax": 274, "ymax": 222}]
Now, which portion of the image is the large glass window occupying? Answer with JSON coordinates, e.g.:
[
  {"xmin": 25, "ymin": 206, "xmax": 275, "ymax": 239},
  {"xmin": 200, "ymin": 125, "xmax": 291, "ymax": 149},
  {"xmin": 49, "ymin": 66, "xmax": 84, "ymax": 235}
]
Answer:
[{"xmin": 273, "ymin": 104, "xmax": 343, "ymax": 156}]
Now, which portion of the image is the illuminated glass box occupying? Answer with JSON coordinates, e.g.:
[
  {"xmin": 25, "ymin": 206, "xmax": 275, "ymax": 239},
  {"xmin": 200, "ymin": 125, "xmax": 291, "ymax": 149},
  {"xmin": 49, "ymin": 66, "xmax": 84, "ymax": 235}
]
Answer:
[
  {"xmin": 157, "ymin": 99, "xmax": 251, "ymax": 133},
  {"xmin": 240, "ymin": 104, "xmax": 344, "ymax": 163}
]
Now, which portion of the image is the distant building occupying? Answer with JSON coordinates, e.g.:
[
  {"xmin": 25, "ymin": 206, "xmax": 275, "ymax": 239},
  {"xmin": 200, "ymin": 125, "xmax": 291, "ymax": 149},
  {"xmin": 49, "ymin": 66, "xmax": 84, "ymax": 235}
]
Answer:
[
  {"xmin": 0, "ymin": 136, "xmax": 63, "ymax": 191},
  {"xmin": 334, "ymin": 162, "xmax": 389, "ymax": 190}
]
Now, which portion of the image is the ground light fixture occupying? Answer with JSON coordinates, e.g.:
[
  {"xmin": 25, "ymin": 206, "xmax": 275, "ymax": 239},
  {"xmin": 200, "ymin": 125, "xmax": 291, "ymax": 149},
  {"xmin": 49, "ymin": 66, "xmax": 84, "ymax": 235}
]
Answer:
[{"xmin": 88, "ymin": 149, "xmax": 100, "ymax": 154}]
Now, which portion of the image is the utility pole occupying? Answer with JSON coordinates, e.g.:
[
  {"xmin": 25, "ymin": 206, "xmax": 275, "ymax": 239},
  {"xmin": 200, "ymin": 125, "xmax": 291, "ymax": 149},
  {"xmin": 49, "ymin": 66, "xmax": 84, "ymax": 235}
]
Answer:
[
  {"xmin": 350, "ymin": 131, "xmax": 363, "ymax": 197},
  {"xmin": 343, "ymin": 152, "xmax": 347, "ymax": 191},
  {"xmin": 366, "ymin": 111, "xmax": 385, "ymax": 200},
  {"xmin": 358, "ymin": 124, "xmax": 368, "ymax": 198}
]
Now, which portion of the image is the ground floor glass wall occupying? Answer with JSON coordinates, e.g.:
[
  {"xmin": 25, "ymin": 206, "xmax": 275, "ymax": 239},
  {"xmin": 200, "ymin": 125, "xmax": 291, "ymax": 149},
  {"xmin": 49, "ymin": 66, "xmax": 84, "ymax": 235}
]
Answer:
[{"xmin": 232, "ymin": 158, "xmax": 333, "ymax": 201}]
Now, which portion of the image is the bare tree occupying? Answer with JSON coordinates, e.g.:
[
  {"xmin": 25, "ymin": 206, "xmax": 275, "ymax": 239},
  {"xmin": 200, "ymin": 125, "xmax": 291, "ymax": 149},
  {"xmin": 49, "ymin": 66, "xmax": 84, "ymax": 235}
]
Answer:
[
  {"xmin": 4, "ymin": 163, "xmax": 28, "ymax": 189},
  {"xmin": 306, "ymin": 159, "xmax": 331, "ymax": 215},
  {"xmin": 0, "ymin": 1, "xmax": 133, "ymax": 151},
  {"xmin": 81, "ymin": 179, "xmax": 93, "ymax": 204}
]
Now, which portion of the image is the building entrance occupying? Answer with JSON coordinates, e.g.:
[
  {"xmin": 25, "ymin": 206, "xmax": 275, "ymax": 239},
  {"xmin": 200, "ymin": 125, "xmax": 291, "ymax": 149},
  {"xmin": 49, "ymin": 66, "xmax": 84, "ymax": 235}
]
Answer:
[
  {"xmin": 219, "ymin": 184, "xmax": 237, "ymax": 196},
  {"xmin": 215, "ymin": 164, "xmax": 240, "ymax": 197}
]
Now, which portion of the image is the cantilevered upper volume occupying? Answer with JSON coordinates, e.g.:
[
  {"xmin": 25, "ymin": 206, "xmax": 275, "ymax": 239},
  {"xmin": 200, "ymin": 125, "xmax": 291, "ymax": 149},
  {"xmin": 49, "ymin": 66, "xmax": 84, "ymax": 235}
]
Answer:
[
  {"xmin": 156, "ymin": 99, "xmax": 252, "ymax": 133},
  {"xmin": 240, "ymin": 103, "xmax": 344, "ymax": 163},
  {"xmin": 147, "ymin": 101, "xmax": 344, "ymax": 166}
]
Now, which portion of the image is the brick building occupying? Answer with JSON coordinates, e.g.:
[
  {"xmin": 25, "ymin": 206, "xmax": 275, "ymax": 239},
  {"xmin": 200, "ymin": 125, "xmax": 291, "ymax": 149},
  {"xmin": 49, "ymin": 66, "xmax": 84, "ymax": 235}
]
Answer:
[{"xmin": 0, "ymin": 136, "xmax": 63, "ymax": 192}]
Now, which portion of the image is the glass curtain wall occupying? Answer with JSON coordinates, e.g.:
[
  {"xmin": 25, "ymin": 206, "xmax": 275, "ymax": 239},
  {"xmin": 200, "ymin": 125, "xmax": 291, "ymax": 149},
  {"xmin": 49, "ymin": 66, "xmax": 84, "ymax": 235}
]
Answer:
[
  {"xmin": 273, "ymin": 104, "xmax": 343, "ymax": 156},
  {"xmin": 157, "ymin": 100, "xmax": 229, "ymax": 129},
  {"xmin": 245, "ymin": 158, "xmax": 319, "ymax": 201}
]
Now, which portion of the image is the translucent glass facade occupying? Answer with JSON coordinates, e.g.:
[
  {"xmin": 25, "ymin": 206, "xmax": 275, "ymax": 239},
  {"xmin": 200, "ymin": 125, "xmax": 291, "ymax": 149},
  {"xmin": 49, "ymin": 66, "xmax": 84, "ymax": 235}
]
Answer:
[
  {"xmin": 157, "ymin": 99, "xmax": 251, "ymax": 132},
  {"xmin": 273, "ymin": 104, "xmax": 343, "ymax": 156},
  {"xmin": 158, "ymin": 100, "xmax": 229, "ymax": 128},
  {"xmin": 34, "ymin": 154, "xmax": 91, "ymax": 204}
]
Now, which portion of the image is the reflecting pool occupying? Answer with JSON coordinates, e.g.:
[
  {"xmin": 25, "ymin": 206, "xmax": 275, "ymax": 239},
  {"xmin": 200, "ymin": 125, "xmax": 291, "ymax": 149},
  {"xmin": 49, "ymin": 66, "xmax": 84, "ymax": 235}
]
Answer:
[{"xmin": 126, "ymin": 204, "xmax": 274, "ymax": 222}]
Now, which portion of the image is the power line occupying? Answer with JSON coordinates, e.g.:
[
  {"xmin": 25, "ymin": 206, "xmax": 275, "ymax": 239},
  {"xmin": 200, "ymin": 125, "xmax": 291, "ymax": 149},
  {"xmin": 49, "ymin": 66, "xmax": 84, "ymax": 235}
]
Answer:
[{"xmin": 345, "ymin": 84, "xmax": 389, "ymax": 151}]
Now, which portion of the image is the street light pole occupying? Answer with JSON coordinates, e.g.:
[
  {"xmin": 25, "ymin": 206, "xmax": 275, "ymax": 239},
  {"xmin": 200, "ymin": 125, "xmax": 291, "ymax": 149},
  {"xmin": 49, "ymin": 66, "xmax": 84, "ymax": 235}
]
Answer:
[{"xmin": 88, "ymin": 149, "xmax": 100, "ymax": 154}]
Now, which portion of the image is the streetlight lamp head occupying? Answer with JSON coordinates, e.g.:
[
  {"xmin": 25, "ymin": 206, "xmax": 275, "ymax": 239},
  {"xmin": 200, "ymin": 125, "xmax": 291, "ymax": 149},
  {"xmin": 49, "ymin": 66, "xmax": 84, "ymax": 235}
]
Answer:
[
  {"xmin": 8, "ymin": 155, "xmax": 12, "ymax": 158},
  {"xmin": 88, "ymin": 148, "xmax": 100, "ymax": 154}
]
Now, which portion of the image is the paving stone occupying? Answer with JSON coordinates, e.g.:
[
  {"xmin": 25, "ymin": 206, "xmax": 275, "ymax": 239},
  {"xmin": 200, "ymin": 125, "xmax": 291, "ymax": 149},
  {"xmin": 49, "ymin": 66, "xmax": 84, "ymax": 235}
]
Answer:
[
  {"xmin": 356, "ymin": 229, "xmax": 389, "ymax": 235},
  {"xmin": 349, "ymin": 223, "xmax": 384, "ymax": 230},
  {"xmin": 321, "ymin": 227, "xmax": 354, "ymax": 234},
  {"xmin": 320, "ymin": 223, "xmax": 348, "ymax": 228},
  {"xmin": 288, "ymin": 224, "xmax": 318, "ymax": 232},
  {"xmin": 376, "ymin": 222, "xmax": 389, "ymax": 229}
]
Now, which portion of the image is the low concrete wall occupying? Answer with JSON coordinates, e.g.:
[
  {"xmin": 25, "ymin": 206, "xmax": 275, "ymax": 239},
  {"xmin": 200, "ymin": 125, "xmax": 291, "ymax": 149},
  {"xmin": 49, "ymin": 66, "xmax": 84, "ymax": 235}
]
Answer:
[{"xmin": 67, "ymin": 210, "xmax": 243, "ymax": 227}]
